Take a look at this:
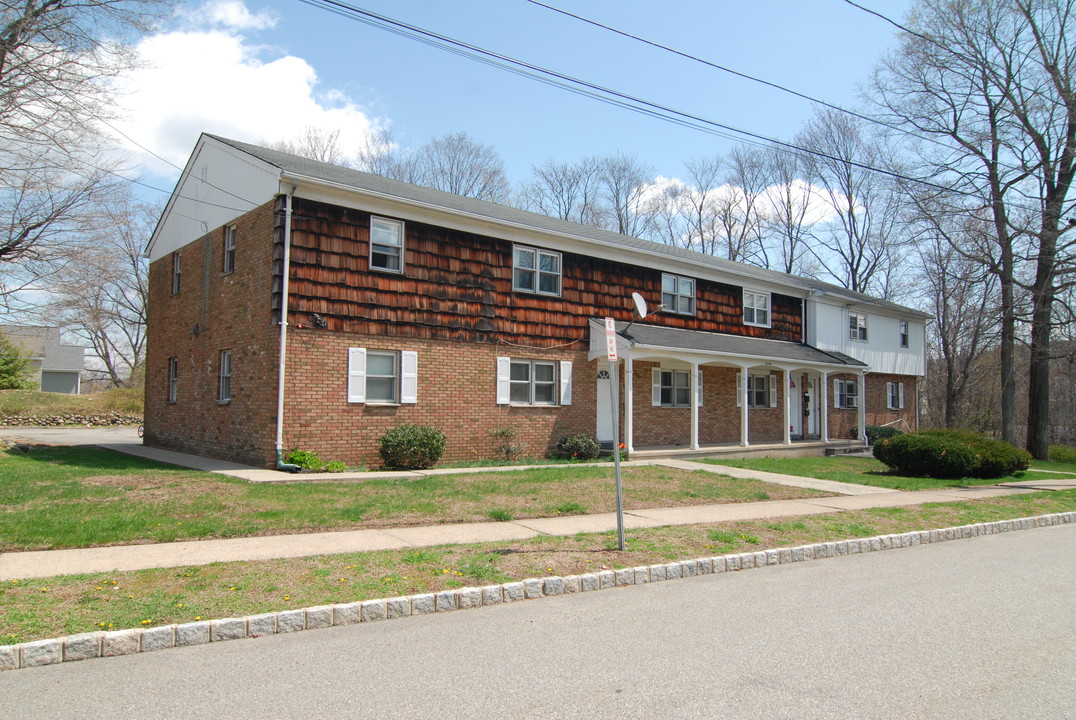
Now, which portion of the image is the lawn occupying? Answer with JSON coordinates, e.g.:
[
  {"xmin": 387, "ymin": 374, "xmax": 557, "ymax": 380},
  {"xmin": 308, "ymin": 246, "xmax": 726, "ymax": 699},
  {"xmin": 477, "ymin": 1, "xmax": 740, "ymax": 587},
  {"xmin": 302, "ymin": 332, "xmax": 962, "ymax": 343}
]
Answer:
[
  {"xmin": 0, "ymin": 388, "xmax": 143, "ymax": 417},
  {"xmin": 698, "ymin": 455, "xmax": 1062, "ymax": 490},
  {"xmin": 2, "ymin": 489, "xmax": 1071, "ymax": 646},
  {"xmin": 0, "ymin": 446, "xmax": 831, "ymax": 551}
]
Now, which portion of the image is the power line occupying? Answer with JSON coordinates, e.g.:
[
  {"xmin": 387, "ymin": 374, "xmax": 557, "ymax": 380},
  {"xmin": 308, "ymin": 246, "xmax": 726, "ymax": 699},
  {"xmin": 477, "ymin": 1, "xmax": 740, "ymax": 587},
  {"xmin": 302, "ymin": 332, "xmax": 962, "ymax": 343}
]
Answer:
[{"xmin": 297, "ymin": 0, "xmax": 977, "ymax": 198}]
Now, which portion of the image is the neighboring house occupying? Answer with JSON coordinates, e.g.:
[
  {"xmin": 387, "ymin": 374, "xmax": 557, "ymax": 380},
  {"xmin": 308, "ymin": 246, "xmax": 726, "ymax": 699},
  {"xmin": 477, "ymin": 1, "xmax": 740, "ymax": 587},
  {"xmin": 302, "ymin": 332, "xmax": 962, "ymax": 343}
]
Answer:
[
  {"xmin": 1, "ymin": 326, "xmax": 86, "ymax": 394},
  {"xmin": 144, "ymin": 134, "xmax": 928, "ymax": 469}
]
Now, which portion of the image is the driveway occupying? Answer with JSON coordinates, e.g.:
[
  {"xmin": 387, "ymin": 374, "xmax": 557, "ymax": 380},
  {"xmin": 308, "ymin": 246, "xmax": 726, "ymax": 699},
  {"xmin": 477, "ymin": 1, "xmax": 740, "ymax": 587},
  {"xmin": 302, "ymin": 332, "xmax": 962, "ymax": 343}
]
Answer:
[{"xmin": 0, "ymin": 426, "xmax": 141, "ymax": 445}]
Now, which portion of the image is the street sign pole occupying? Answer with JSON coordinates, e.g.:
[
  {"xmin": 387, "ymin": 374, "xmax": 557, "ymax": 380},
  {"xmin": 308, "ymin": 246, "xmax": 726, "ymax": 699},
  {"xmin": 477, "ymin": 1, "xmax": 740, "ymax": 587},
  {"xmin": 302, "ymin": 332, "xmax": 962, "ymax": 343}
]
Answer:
[{"xmin": 605, "ymin": 317, "xmax": 625, "ymax": 551}]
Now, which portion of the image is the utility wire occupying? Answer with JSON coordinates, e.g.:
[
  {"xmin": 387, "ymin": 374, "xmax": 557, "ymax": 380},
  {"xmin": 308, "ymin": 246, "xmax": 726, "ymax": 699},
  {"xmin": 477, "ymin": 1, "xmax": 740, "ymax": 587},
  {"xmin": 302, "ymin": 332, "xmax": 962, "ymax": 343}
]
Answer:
[{"xmin": 297, "ymin": 0, "xmax": 976, "ymax": 197}]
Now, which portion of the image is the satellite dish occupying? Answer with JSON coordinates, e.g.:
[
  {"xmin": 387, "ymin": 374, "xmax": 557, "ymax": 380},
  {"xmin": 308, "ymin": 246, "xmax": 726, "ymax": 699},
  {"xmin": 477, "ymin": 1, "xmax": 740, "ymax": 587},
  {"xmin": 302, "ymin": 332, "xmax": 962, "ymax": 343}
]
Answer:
[{"xmin": 631, "ymin": 291, "xmax": 649, "ymax": 319}]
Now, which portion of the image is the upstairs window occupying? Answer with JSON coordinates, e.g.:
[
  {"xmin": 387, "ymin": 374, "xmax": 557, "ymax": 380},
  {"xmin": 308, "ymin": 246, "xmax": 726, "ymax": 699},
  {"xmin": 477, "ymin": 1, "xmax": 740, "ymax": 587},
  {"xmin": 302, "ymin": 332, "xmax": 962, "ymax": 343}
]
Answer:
[
  {"xmin": 743, "ymin": 290, "xmax": 770, "ymax": 327},
  {"xmin": 223, "ymin": 225, "xmax": 236, "ymax": 273},
  {"xmin": 370, "ymin": 217, "xmax": 404, "ymax": 273},
  {"xmin": 661, "ymin": 274, "xmax": 696, "ymax": 315},
  {"xmin": 171, "ymin": 252, "xmax": 182, "ymax": 294},
  {"xmin": 849, "ymin": 312, "xmax": 868, "ymax": 342},
  {"xmin": 513, "ymin": 245, "xmax": 562, "ymax": 296},
  {"xmin": 899, "ymin": 321, "xmax": 909, "ymax": 348}
]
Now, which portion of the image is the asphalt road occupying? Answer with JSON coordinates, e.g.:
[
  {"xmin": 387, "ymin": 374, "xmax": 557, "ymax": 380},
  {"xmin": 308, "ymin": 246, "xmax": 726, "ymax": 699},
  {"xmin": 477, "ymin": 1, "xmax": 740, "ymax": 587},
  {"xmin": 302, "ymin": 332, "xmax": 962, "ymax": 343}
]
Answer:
[{"xmin": 2, "ymin": 525, "xmax": 1073, "ymax": 719}]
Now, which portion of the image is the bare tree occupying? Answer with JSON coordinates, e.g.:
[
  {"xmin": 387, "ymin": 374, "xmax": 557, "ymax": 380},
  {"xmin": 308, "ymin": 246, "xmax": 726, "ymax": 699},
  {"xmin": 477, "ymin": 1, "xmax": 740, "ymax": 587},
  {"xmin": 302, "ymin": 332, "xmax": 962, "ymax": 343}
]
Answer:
[
  {"xmin": 595, "ymin": 152, "xmax": 655, "ymax": 238},
  {"xmin": 761, "ymin": 148, "xmax": 817, "ymax": 275},
  {"xmin": 518, "ymin": 156, "xmax": 603, "ymax": 225},
  {"xmin": 714, "ymin": 146, "xmax": 768, "ymax": 265},
  {"xmin": 266, "ymin": 126, "xmax": 349, "ymax": 165},
  {"xmin": 44, "ymin": 194, "xmax": 153, "ymax": 387},
  {"xmin": 797, "ymin": 108, "xmax": 905, "ymax": 297},
  {"xmin": 0, "ymin": 0, "xmax": 172, "ymax": 294},
  {"xmin": 675, "ymin": 154, "xmax": 723, "ymax": 254},
  {"xmin": 871, "ymin": 0, "xmax": 1076, "ymax": 457}
]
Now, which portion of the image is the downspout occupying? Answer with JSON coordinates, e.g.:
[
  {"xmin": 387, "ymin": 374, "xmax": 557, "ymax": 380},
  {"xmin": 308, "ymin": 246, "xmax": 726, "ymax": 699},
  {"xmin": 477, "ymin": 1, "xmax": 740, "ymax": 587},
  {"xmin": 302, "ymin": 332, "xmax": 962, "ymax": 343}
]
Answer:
[{"xmin": 275, "ymin": 184, "xmax": 302, "ymax": 472}]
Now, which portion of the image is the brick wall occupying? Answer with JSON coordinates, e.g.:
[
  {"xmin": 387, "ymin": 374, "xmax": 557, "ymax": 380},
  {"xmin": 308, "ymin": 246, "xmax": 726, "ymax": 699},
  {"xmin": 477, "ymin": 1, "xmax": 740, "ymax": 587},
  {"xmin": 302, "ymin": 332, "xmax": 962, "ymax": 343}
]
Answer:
[
  {"xmin": 281, "ymin": 329, "xmax": 594, "ymax": 467},
  {"xmin": 144, "ymin": 202, "xmax": 281, "ymax": 466}
]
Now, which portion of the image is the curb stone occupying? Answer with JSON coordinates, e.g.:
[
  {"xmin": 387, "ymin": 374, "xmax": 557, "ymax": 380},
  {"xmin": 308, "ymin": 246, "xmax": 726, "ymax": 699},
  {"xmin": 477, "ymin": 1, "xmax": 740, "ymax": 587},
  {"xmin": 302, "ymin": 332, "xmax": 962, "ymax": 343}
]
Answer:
[{"xmin": 1, "ymin": 511, "xmax": 1072, "ymax": 671}]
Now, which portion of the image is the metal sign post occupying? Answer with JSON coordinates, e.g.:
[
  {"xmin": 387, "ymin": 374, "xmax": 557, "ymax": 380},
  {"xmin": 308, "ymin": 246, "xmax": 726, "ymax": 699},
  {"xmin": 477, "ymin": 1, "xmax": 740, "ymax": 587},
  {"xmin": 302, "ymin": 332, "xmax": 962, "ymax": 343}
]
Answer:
[{"xmin": 605, "ymin": 317, "xmax": 625, "ymax": 551}]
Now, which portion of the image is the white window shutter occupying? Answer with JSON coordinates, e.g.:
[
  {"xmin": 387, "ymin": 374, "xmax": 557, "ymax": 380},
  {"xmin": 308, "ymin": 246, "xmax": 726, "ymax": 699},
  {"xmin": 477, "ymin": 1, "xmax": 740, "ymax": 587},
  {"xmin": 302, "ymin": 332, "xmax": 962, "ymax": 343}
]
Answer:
[
  {"xmin": 769, "ymin": 373, "xmax": 778, "ymax": 407},
  {"xmin": 400, "ymin": 351, "xmax": 418, "ymax": 404},
  {"xmin": 697, "ymin": 369, "xmax": 704, "ymax": 407},
  {"xmin": 886, "ymin": 382, "xmax": 894, "ymax": 409},
  {"xmin": 652, "ymin": 368, "xmax": 662, "ymax": 406},
  {"xmin": 559, "ymin": 361, "xmax": 572, "ymax": 405},
  {"xmin": 347, "ymin": 347, "xmax": 366, "ymax": 403},
  {"xmin": 834, "ymin": 378, "xmax": 841, "ymax": 409},
  {"xmin": 736, "ymin": 371, "xmax": 743, "ymax": 407},
  {"xmin": 496, "ymin": 357, "xmax": 511, "ymax": 404},
  {"xmin": 898, "ymin": 382, "xmax": 905, "ymax": 410}
]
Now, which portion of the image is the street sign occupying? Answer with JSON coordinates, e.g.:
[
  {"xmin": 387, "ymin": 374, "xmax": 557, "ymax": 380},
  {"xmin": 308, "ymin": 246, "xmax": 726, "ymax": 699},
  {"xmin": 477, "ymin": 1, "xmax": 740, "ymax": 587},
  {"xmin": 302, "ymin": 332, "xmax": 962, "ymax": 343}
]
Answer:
[{"xmin": 604, "ymin": 317, "xmax": 617, "ymax": 361}]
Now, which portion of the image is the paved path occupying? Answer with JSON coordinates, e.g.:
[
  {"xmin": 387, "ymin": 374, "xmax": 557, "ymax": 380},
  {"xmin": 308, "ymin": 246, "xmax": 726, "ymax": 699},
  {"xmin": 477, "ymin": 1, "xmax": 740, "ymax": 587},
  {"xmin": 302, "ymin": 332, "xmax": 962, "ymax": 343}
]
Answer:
[
  {"xmin": 2, "ymin": 525, "xmax": 1072, "ymax": 718},
  {"xmin": 1, "ymin": 426, "xmax": 1073, "ymax": 581}
]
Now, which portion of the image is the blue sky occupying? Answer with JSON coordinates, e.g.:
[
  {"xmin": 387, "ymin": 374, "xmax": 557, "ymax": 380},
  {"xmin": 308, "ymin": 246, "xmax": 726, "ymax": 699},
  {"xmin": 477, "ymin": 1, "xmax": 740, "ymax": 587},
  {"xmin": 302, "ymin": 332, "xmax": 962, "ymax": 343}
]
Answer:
[{"xmin": 116, "ymin": 0, "xmax": 913, "ymax": 194}]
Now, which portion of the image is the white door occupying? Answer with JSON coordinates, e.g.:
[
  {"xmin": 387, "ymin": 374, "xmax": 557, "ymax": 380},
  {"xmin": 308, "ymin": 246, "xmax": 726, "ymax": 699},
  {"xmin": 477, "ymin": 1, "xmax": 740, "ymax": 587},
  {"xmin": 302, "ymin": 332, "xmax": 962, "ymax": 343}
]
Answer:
[
  {"xmin": 790, "ymin": 374, "xmax": 802, "ymax": 438},
  {"xmin": 806, "ymin": 378, "xmax": 818, "ymax": 436}
]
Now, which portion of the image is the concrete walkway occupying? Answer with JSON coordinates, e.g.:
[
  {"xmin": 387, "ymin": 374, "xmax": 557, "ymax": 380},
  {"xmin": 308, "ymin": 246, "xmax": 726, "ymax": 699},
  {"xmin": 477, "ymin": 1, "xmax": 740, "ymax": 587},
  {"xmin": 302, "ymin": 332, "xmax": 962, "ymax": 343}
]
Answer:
[{"xmin": 1, "ymin": 426, "xmax": 1073, "ymax": 581}]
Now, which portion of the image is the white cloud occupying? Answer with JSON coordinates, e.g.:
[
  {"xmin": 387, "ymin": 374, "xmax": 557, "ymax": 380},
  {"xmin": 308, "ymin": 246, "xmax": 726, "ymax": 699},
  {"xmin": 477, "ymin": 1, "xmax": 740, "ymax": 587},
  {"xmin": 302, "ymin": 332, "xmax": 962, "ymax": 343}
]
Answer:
[
  {"xmin": 186, "ymin": 0, "xmax": 278, "ymax": 31},
  {"xmin": 109, "ymin": 3, "xmax": 379, "ymax": 178}
]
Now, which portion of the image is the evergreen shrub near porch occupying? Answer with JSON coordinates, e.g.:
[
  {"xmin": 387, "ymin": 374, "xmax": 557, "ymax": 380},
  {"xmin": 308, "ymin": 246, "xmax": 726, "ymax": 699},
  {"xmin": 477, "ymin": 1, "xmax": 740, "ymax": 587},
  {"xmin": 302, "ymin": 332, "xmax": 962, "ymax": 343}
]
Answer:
[{"xmin": 873, "ymin": 429, "xmax": 1031, "ymax": 479}]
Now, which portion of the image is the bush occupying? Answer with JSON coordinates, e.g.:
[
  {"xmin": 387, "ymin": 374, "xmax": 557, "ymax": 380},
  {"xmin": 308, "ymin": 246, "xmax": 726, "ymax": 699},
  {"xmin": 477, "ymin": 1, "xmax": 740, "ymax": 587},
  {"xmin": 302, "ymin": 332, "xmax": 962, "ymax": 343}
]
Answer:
[
  {"xmin": 554, "ymin": 434, "xmax": 601, "ymax": 461},
  {"xmin": 873, "ymin": 429, "xmax": 1030, "ymax": 479},
  {"xmin": 378, "ymin": 424, "xmax": 446, "ymax": 470},
  {"xmin": 1049, "ymin": 445, "xmax": 1076, "ymax": 464},
  {"xmin": 284, "ymin": 449, "xmax": 346, "ymax": 472},
  {"xmin": 852, "ymin": 425, "xmax": 904, "ymax": 444}
]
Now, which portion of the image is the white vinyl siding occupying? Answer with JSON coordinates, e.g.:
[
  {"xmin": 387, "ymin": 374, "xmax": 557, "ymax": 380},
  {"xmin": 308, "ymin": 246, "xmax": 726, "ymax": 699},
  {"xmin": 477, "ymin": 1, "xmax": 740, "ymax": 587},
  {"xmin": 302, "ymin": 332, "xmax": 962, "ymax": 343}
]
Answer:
[
  {"xmin": 512, "ymin": 245, "xmax": 562, "ymax": 296},
  {"xmin": 661, "ymin": 274, "xmax": 695, "ymax": 315},
  {"xmin": 743, "ymin": 290, "xmax": 771, "ymax": 327},
  {"xmin": 370, "ymin": 216, "xmax": 404, "ymax": 273},
  {"xmin": 887, "ymin": 381, "xmax": 905, "ymax": 410},
  {"xmin": 496, "ymin": 357, "xmax": 571, "ymax": 405}
]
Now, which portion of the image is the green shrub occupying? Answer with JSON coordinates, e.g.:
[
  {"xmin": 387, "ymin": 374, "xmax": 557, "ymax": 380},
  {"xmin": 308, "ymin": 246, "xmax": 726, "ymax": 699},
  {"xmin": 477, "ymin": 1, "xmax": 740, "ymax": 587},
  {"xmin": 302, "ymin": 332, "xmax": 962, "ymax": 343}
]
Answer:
[
  {"xmin": 284, "ymin": 449, "xmax": 347, "ymax": 473},
  {"xmin": 1049, "ymin": 445, "xmax": 1076, "ymax": 463},
  {"xmin": 378, "ymin": 424, "xmax": 446, "ymax": 470},
  {"xmin": 554, "ymin": 434, "xmax": 601, "ymax": 461},
  {"xmin": 852, "ymin": 425, "xmax": 904, "ymax": 444},
  {"xmin": 874, "ymin": 429, "xmax": 1030, "ymax": 479}
]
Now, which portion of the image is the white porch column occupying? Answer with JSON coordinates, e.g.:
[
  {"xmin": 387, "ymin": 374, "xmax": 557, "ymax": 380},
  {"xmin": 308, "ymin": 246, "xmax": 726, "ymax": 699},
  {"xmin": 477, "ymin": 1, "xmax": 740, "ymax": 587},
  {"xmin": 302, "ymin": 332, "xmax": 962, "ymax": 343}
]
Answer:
[
  {"xmin": 740, "ymin": 364, "xmax": 751, "ymax": 447},
  {"xmin": 624, "ymin": 355, "xmax": 634, "ymax": 454},
  {"xmin": 782, "ymin": 369, "xmax": 792, "ymax": 445},
  {"xmin": 690, "ymin": 361, "xmax": 700, "ymax": 451},
  {"xmin": 858, "ymin": 372, "xmax": 867, "ymax": 447},
  {"xmin": 820, "ymin": 371, "xmax": 830, "ymax": 443}
]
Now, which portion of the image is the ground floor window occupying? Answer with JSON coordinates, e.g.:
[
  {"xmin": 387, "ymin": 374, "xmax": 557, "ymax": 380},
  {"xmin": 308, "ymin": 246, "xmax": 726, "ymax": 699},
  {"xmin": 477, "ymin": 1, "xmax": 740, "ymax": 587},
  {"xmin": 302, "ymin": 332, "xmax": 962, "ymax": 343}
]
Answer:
[
  {"xmin": 218, "ymin": 350, "xmax": 232, "ymax": 403},
  {"xmin": 497, "ymin": 357, "xmax": 572, "ymax": 406},
  {"xmin": 887, "ymin": 381, "xmax": 905, "ymax": 410},
  {"xmin": 167, "ymin": 357, "xmax": 178, "ymax": 403},
  {"xmin": 347, "ymin": 348, "xmax": 418, "ymax": 404},
  {"xmin": 834, "ymin": 378, "xmax": 858, "ymax": 409},
  {"xmin": 736, "ymin": 371, "xmax": 776, "ymax": 408}
]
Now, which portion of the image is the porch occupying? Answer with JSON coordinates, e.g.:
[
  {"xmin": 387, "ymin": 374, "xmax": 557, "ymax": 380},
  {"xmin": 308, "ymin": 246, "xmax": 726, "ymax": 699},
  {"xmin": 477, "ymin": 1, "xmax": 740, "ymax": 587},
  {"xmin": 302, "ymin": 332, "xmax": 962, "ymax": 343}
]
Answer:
[{"xmin": 627, "ymin": 439, "xmax": 869, "ymax": 462}]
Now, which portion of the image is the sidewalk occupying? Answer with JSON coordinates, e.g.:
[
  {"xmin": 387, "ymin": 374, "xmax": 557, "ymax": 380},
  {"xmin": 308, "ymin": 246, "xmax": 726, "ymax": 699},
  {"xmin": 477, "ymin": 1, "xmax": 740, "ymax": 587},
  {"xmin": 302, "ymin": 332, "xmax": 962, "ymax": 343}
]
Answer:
[{"xmin": 2, "ymin": 459, "xmax": 1071, "ymax": 580}]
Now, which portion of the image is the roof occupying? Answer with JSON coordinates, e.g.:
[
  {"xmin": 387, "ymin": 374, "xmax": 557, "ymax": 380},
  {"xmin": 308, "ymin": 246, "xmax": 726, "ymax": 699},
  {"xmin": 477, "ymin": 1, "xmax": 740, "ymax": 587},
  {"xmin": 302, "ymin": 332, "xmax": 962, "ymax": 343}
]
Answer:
[
  {"xmin": 204, "ymin": 134, "xmax": 930, "ymax": 320},
  {"xmin": 596, "ymin": 320, "xmax": 867, "ymax": 369}
]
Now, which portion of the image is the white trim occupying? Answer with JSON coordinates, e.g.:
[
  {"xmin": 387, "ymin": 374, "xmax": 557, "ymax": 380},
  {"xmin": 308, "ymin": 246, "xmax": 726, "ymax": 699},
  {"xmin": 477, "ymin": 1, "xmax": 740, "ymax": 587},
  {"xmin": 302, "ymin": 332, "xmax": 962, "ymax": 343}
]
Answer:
[
  {"xmin": 400, "ymin": 351, "xmax": 418, "ymax": 404},
  {"xmin": 769, "ymin": 372, "xmax": 778, "ymax": 408},
  {"xmin": 652, "ymin": 368, "xmax": 662, "ymax": 407},
  {"xmin": 559, "ymin": 360, "xmax": 573, "ymax": 405},
  {"xmin": 496, "ymin": 356, "xmax": 511, "ymax": 405},
  {"xmin": 743, "ymin": 289, "xmax": 771, "ymax": 328},
  {"xmin": 370, "ymin": 216, "xmax": 405, "ymax": 274},
  {"xmin": 347, "ymin": 347, "xmax": 367, "ymax": 403}
]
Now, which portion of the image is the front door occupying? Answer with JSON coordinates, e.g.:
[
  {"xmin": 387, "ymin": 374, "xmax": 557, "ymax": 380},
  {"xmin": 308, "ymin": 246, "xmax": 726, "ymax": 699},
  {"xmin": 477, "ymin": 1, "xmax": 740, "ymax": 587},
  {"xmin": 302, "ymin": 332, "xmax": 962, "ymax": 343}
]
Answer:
[
  {"xmin": 596, "ymin": 362, "xmax": 613, "ymax": 444},
  {"xmin": 806, "ymin": 377, "xmax": 818, "ymax": 437},
  {"xmin": 790, "ymin": 374, "xmax": 803, "ymax": 438}
]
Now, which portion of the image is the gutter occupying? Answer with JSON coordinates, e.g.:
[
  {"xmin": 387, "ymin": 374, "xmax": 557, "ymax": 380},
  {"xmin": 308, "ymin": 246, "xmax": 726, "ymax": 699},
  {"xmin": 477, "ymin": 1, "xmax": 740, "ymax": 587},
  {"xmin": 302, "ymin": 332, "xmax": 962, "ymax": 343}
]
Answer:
[{"xmin": 274, "ymin": 185, "xmax": 302, "ymax": 473}]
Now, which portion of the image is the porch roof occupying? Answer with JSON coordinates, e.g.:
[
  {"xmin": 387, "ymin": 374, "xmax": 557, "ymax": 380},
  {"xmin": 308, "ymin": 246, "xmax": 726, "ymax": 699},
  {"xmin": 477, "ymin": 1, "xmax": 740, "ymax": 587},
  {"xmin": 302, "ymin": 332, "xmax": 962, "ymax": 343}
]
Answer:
[{"xmin": 589, "ymin": 319, "xmax": 867, "ymax": 370}]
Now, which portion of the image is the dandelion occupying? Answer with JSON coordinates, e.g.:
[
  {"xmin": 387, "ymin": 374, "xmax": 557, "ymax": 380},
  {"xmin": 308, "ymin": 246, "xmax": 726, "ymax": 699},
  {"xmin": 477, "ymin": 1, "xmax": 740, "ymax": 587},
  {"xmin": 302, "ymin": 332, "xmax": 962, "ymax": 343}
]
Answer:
[
  {"xmin": 284, "ymin": 594, "xmax": 291, "ymax": 601},
  {"xmin": 229, "ymin": 586, "xmax": 236, "ymax": 591},
  {"xmin": 141, "ymin": 620, "xmax": 151, "ymax": 625},
  {"xmin": 177, "ymin": 603, "xmax": 183, "ymax": 607},
  {"xmin": 128, "ymin": 595, "xmax": 134, "ymax": 599},
  {"xmin": 195, "ymin": 616, "xmax": 201, "ymax": 620},
  {"xmin": 40, "ymin": 588, "xmax": 47, "ymax": 593},
  {"xmin": 96, "ymin": 586, "xmax": 103, "ymax": 591}
]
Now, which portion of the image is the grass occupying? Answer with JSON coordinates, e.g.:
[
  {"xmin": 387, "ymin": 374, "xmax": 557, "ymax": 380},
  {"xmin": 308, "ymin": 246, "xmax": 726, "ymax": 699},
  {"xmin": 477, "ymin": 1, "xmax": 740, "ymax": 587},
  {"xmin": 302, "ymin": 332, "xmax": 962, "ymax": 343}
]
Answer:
[
  {"xmin": 0, "ymin": 446, "xmax": 832, "ymax": 551},
  {"xmin": 0, "ymin": 388, "xmax": 143, "ymax": 417},
  {"xmin": 2, "ymin": 489, "xmax": 1071, "ymax": 646},
  {"xmin": 698, "ymin": 455, "xmax": 1071, "ymax": 490}
]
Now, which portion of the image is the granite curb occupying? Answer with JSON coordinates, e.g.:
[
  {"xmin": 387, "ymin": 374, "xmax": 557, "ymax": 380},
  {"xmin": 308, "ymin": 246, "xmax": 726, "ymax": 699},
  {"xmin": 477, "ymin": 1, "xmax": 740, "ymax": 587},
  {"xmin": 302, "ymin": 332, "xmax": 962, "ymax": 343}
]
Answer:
[{"xmin": 2, "ymin": 511, "xmax": 1072, "ymax": 671}]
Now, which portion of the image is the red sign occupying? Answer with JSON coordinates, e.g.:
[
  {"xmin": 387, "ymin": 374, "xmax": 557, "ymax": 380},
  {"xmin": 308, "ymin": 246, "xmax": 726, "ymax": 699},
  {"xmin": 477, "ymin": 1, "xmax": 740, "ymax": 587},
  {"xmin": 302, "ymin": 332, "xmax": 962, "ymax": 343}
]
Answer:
[{"xmin": 604, "ymin": 317, "xmax": 617, "ymax": 361}]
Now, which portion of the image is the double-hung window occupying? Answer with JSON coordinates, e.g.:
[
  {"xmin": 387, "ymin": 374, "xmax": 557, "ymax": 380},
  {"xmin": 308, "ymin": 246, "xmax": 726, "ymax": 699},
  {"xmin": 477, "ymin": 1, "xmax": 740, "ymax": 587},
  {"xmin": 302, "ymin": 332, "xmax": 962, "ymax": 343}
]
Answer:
[
  {"xmin": 651, "ymin": 368, "xmax": 703, "ymax": 407},
  {"xmin": 736, "ymin": 372, "xmax": 776, "ymax": 408},
  {"xmin": 218, "ymin": 350, "xmax": 232, "ymax": 403},
  {"xmin": 222, "ymin": 225, "xmax": 236, "ymax": 273},
  {"xmin": 347, "ymin": 348, "xmax": 418, "ymax": 404},
  {"xmin": 661, "ymin": 274, "xmax": 695, "ymax": 315},
  {"xmin": 513, "ymin": 245, "xmax": 561, "ymax": 296},
  {"xmin": 743, "ymin": 290, "xmax": 771, "ymax": 327},
  {"xmin": 849, "ymin": 312, "xmax": 868, "ymax": 341},
  {"xmin": 496, "ymin": 357, "xmax": 572, "ymax": 406},
  {"xmin": 171, "ymin": 252, "xmax": 182, "ymax": 294},
  {"xmin": 167, "ymin": 358, "xmax": 178, "ymax": 403},
  {"xmin": 834, "ymin": 378, "xmax": 859, "ymax": 409},
  {"xmin": 370, "ymin": 216, "xmax": 404, "ymax": 273},
  {"xmin": 887, "ymin": 381, "xmax": 905, "ymax": 410},
  {"xmin": 899, "ymin": 321, "xmax": 909, "ymax": 348}
]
